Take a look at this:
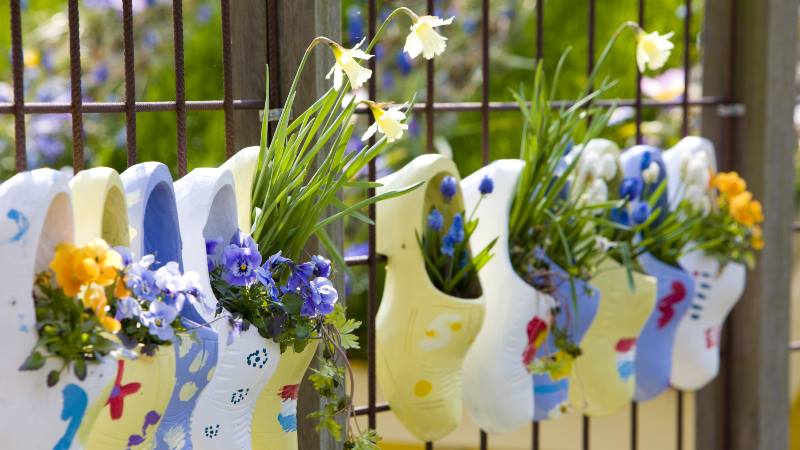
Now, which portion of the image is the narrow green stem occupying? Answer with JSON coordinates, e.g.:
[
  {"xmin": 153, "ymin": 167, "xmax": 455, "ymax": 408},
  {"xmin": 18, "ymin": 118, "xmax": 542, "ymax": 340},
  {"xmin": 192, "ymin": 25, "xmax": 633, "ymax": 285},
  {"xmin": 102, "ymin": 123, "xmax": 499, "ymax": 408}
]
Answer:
[{"xmin": 365, "ymin": 7, "xmax": 418, "ymax": 53}]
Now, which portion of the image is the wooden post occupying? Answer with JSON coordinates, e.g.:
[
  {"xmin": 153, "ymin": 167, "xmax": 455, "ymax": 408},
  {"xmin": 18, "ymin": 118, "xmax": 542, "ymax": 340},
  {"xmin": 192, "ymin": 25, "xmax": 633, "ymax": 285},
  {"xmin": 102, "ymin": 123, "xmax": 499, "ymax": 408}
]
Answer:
[
  {"xmin": 273, "ymin": 2, "xmax": 343, "ymax": 450},
  {"xmin": 701, "ymin": 0, "xmax": 797, "ymax": 449},
  {"xmin": 231, "ymin": 1, "xmax": 268, "ymax": 150}
]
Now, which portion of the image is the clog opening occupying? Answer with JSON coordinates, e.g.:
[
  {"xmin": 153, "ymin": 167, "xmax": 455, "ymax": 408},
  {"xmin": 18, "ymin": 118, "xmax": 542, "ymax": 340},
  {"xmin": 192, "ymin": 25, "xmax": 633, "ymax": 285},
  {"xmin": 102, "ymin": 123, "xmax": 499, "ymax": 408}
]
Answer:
[
  {"xmin": 202, "ymin": 184, "xmax": 239, "ymax": 247},
  {"xmin": 35, "ymin": 192, "xmax": 74, "ymax": 274},
  {"xmin": 101, "ymin": 185, "xmax": 130, "ymax": 247},
  {"xmin": 143, "ymin": 182, "xmax": 182, "ymax": 269}
]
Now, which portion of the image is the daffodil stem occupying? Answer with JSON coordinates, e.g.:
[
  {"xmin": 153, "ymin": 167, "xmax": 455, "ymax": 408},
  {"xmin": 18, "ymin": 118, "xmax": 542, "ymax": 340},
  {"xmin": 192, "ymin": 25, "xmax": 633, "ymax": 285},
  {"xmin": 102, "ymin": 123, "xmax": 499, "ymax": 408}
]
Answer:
[
  {"xmin": 365, "ymin": 7, "xmax": 417, "ymax": 53},
  {"xmin": 581, "ymin": 21, "xmax": 639, "ymax": 99}
]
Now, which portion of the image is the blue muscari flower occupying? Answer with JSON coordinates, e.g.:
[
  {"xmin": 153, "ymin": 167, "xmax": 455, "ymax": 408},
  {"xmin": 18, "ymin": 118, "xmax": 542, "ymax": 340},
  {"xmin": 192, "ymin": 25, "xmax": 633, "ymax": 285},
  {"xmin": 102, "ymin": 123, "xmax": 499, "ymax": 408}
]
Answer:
[
  {"xmin": 409, "ymin": 117, "xmax": 421, "ymax": 137},
  {"xmin": 196, "ymin": 4, "xmax": 212, "ymax": 24},
  {"xmin": 140, "ymin": 301, "xmax": 178, "ymax": 341},
  {"xmin": 459, "ymin": 251, "xmax": 469, "ymax": 269},
  {"xmin": 34, "ymin": 135, "xmax": 65, "ymax": 162},
  {"xmin": 92, "ymin": 64, "xmax": 109, "ymax": 85},
  {"xmin": 311, "ymin": 255, "xmax": 332, "ymax": 278},
  {"xmin": 448, "ymin": 213, "xmax": 465, "ymax": 243},
  {"xmin": 440, "ymin": 176, "xmax": 458, "ymax": 202},
  {"xmin": 382, "ymin": 71, "xmax": 395, "ymax": 90},
  {"xmin": 619, "ymin": 177, "xmax": 644, "ymax": 201},
  {"xmin": 428, "ymin": 208, "xmax": 444, "ymax": 231},
  {"xmin": 221, "ymin": 231, "xmax": 262, "ymax": 287},
  {"xmin": 441, "ymin": 234, "xmax": 456, "ymax": 256},
  {"xmin": 347, "ymin": 6, "xmax": 364, "ymax": 45},
  {"xmin": 396, "ymin": 51, "xmax": 412, "ymax": 76},
  {"xmin": 479, "ymin": 175, "xmax": 494, "ymax": 195},
  {"xmin": 462, "ymin": 17, "xmax": 478, "ymax": 34},
  {"xmin": 640, "ymin": 150, "xmax": 653, "ymax": 171},
  {"xmin": 632, "ymin": 202, "xmax": 651, "ymax": 225},
  {"xmin": 610, "ymin": 207, "xmax": 631, "ymax": 226}
]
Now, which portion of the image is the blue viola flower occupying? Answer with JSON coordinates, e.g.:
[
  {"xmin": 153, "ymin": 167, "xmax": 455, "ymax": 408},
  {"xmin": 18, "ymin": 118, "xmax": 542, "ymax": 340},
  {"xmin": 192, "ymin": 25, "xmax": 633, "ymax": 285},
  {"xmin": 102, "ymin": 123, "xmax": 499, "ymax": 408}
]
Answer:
[
  {"xmin": 619, "ymin": 177, "xmax": 644, "ymax": 201},
  {"xmin": 479, "ymin": 175, "xmax": 494, "ymax": 195},
  {"xmin": 427, "ymin": 208, "xmax": 444, "ymax": 231},
  {"xmin": 632, "ymin": 202, "xmax": 651, "ymax": 225},
  {"xmin": 255, "ymin": 264, "xmax": 280, "ymax": 299},
  {"xmin": 311, "ymin": 255, "xmax": 332, "ymax": 278},
  {"xmin": 268, "ymin": 251, "xmax": 291, "ymax": 268},
  {"xmin": 140, "ymin": 301, "xmax": 178, "ymax": 341},
  {"xmin": 205, "ymin": 236, "xmax": 224, "ymax": 271},
  {"xmin": 300, "ymin": 277, "xmax": 339, "ymax": 317},
  {"xmin": 287, "ymin": 261, "xmax": 315, "ymax": 291},
  {"xmin": 440, "ymin": 176, "xmax": 458, "ymax": 202},
  {"xmin": 114, "ymin": 246, "xmax": 134, "ymax": 267},
  {"xmin": 221, "ymin": 231, "xmax": 262, "ymax": 287},
  {"xmin": 127, "ymin": 266, "xmax": 158, "ymax": 303},
  {"xmin": 115, "ymin": 296, "xmax": 141, "ymax": 321}
]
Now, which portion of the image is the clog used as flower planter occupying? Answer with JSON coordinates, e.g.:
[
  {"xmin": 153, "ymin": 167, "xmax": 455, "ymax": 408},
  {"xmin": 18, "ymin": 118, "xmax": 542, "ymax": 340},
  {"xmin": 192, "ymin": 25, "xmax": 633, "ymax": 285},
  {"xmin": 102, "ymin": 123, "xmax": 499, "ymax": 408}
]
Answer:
[
  {"xmin": 569, "ymin": 259, "xmax": 657, "ymax": 416},
  {"xmin": 72, "ymin": 168, "xmax": 178, "ymax": 450},
  {"xmin": 0, "ymin": 169, "xmax": 117, "ymax": 450},
  {"xmin": 175, "ymin": 168, "xmax": 281, "ymax": 450},
  {"xmin": 461, "ymin": 159, "xmax": 553, "ymax": 434},
  {"xmin": 662, "ymin": 138, "xmax": 746, "ymax": 391},
  {"xmin": 222, "ymin": 147, "xmax": 323, "ymax": 450},
  {"xmin": 122, "ymin": 162, "xmax": 219, "ymax": 450},
  {"xmin": 220, "ymin": 146, "xmax": 259, "ymax": 232},
  {"xmin": 531, "ymin": 256, "xmax": 600, "ymax": 421},
  {"xmin": 375, "ymin": 154, "xmax": 485, "ymax": 442},
  {"xmin": 619, "ymin": 147, "xmax": 696, "ymax": 402}
]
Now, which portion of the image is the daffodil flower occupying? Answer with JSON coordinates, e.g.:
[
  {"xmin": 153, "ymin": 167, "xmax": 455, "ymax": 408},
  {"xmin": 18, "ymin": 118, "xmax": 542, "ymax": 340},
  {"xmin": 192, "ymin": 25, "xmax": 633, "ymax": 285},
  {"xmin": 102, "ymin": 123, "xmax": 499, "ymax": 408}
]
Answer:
[
  {"xmin": 404, "ymin": 15, "xmax": 454, "ymax": 60},
  {"xmin": 362, "ymin": 103, "xmax": 408, "ymax": 143},
  {"xmin": 636, "ymin": 30, "xmax": 674, "ymax": 73},
  {"xmin": 326, "ymin": 39, "xmax": 373, "ymax": 91}
]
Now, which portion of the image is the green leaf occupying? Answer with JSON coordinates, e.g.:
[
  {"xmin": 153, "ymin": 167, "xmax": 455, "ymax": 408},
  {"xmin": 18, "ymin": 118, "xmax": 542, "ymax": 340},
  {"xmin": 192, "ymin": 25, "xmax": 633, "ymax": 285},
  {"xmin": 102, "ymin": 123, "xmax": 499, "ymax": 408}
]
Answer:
[
  {"xmin": 47, "ymin": 370, "xmax": 60, "ymax": 387},
  {"xmin": 19, "ymin": 351, "xmax": 46, "ymax": 371},
  {"xmin": 73, "ymin": 358, "xmax": 87, "ymax": 381}
]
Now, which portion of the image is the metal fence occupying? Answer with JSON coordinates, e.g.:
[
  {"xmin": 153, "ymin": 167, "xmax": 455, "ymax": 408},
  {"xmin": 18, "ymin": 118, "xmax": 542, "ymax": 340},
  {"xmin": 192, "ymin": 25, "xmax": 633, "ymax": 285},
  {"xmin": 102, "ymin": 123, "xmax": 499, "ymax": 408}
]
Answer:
[{"xmin": 1, "ymin": 0, "xmax": 796, "ymax": 449}]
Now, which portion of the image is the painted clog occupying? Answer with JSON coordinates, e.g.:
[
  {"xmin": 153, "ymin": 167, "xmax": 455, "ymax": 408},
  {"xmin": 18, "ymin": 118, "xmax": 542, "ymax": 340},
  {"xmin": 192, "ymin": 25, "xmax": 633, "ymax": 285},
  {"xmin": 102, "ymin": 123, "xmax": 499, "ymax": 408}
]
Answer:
[
  {"xmin": 461, "ymin": 160, "xmax": 553, "ymax": 434},
  {"xmin": 0, "ymin": 169, "xmax": 116, "ymax": 450},
  {"xmin": 175, "ymin": 168, "xmax": 281, "ymax": 450},
  {"xmin": 376, "ymin": 154, "xmax": 485, "ymax": 441}
]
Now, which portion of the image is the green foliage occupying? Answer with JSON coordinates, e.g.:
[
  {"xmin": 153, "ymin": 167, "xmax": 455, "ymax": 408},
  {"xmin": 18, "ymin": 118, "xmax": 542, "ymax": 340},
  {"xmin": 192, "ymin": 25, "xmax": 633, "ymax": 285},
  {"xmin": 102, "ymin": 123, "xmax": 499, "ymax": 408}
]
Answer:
[{"xmin": 20, "ymin": 272, "xmax": 118, "ymax": 387}]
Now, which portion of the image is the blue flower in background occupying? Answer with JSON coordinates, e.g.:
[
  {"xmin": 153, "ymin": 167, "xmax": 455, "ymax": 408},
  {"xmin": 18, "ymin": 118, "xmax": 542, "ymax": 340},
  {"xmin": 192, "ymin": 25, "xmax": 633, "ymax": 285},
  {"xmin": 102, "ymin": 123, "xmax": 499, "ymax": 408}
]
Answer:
[
  {"xmin": 222, "ymin": 231, "xmax": 262, "ymax": 286},
  {"xmin": 440, "ymin": 176, "xmax": 458, "ymax": 202},
  {"xmin": 479, "ymin": 175, "xmax": 494, "ymax": 195},
  {"xmin": 33, "ymin": 135, "xmax": 64, "ymax": 162},
  {"xmin": 619, "ymin": 177, "xmax": 643, "ymax": 201},
  {"xmin": 347, "ymin": 6, "xmax": 364, "ymax": 46},
  {"xmin": 396, "ymin": 51, "xmax": 412, "ymax": 76},
  {"xmin": 311, "ymin": 255, "xmax": 331, "ymax": 278},
  {"xmin": 408, "ymin": 117, "xmax": 421, "ymax": 137},
  {"xmin": 441, "ymin": 214, "xmax": 465, "ymax": 256},
  {"xmin": 462, "ymin": 17, "xmax": 478, "ymax": 34},
  {"xmin": 196, "ymin": 4, "xmax": 212, "ymax": 24},
  {"xmin": 428, "ymin": 208, "xmax": 443, "ymax": 231},
  {"xmin": 632, "ymin": 202, "xmax": 651, "ymax": 225},
  {"xmin": 114, "ymin": 246, "xmax": 134, "ymax": 267},
  {"xmin": 92, "ymin": 63, "xmax": 109, "ymax": 85},
  {"xmin": 382, "ymin": 71, "xmax": 395, "ymax": 90},
  {"xmin": 610, "ymin": 207, "xmax": 630, "ymax": 226},
  {"xmin": 141, "ymin": 301, "xmax": 178, "ymax": 341},
  {"xmin": 639, "ymin": 150, "xmax": 653, "ymax": 171},
  {"xmin": 441, "ymin": 234, "xmax": 456, "ymax": 256}
]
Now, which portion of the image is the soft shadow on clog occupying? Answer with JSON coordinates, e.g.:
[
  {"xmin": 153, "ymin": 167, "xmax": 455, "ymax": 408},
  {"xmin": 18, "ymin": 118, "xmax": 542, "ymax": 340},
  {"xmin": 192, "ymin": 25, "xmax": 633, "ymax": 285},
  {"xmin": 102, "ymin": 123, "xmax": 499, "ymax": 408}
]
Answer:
[
  {"xmin": 73, "ymin": 168, "xmax": 177, "ymax": 450},
  {"xmin": 220, "ymin": 146, "xmax": 259, "ymax": 233},
  {"xmin": 0, "ymin": 169, "xmax": 116, "ymax": 450},
  {"xmin": 376, "ymin": 154, "xmax": 485, "ymax": 442},
  {"xmin": 175, "ymin": 168, "xmax": 280, "ymax": 450},
  {"xmin": 122, "ymin": 162, "xmax": 219, "ymax": 450},
  {"xmin": 461, "ymin": 160, "xmax": 551, "ymax": 434},
  {"xmin": 619, "ymin": 147, "xmax": 696, "ymax": 402}
]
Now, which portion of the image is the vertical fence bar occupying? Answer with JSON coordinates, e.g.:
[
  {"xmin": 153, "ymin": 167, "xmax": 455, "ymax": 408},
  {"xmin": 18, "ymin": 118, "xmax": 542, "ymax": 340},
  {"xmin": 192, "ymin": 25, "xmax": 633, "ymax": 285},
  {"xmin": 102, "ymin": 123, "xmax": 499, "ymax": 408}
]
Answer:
[
  {"xmin": 67, "ymin": 0, "xmax": 84, "ymax": 173},
  {"xmin": 635, "ymin": 0, "xmax": 644, "ymax": 145},
  {"xmin": 681, "ymin": 0, "xmax": 692, "ymax": 136},
  {"xmin": 480, "ymin": 0, "xmax": 490, "ymax": 165},
  {"xmin": 533, "ymin": 2, "xmax": 543, "ymax": 448},
  {"xmin": 172, "ymin": 0, "xmax": 188, "ymax": 176},
  {"xmin": 366, "ymin": 0, "xmax": 378, "ymax": 434},
  {"xmin": 122, "ymin": 0, "xmax": 137, "ymax": 166},
  {"xmin": 583, "ymin": 1, "xmax": 596, "ymax": 446},
  {"xmin": 10, "ymin": 0, "xmax": 26, "ymax": 172},
  {"xmin": 533, "ymin": 422, "xmax": 540, "ymax": 450},
  {"xmin": 425, "ymin": 0, "xmax": 435, "ymax": 153},
  {"xmin": 220, "ymin": 0, "xmax": 235, "ymax": 158}
]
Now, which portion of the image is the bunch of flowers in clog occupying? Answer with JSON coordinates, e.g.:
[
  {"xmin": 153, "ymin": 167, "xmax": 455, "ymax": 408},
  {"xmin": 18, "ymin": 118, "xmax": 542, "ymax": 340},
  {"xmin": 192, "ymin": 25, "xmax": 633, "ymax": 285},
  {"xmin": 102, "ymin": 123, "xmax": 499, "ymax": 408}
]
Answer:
[
  {"xmin": 418, "ymin": 175, "xmax": 496, "ymax": 297},
  {"xmin": 207, "ymin": 231, "xmax": 340, "ymax": 352},
  {"xmin": 693, "ymin": 171, "xmax": 764, "ymax": 267},
  {"xmin": 20, "ymin": 239, "xmax": 123, "ymax": 386},
  {"xmin": 111, "ymin": 250, "xmax": 206, "ymax": 356}
]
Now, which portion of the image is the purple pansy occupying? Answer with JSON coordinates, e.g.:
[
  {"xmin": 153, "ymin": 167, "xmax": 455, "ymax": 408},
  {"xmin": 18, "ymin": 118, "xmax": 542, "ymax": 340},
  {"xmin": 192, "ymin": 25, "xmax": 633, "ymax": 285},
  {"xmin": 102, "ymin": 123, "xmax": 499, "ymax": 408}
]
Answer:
[
  {"xmin": 205, "ymin": 236, "xmax": 224, "ymax": 271},
  {"xmin": 300, "ymin": 277, "xmax": 339, "ymax": 317},
  {"xmin": 222, "ymin": 231, "xmax": 262, "ymax": 287},
  {"xmin": 311, "ymin": 255, "xmax": 332, "ymax": 278},
  {"xmin": 141, "ymin": 301, "xmax": 179, "ymax": 341},
  {"xmin": 115, "ymin": 296, "xmax": 142, "ymax": 321}
]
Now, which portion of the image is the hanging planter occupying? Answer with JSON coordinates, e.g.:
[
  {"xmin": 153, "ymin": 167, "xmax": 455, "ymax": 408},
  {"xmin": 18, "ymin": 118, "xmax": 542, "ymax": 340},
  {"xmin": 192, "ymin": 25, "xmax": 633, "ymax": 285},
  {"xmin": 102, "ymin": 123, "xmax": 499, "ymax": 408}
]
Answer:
[
  {"xmin": 0, "ymin": 169, "xmax": 117, "ymax": 450},
  {"xmin": 460, "ymin": 160, "xmax": 546, "ymax": 433},
  {"xmin": 175, "ymin": 168, "xmax": 281, "ymax": 450},
  {"xmin": 617, "ymin": 146, "xmax": 697, "ymax": 402},
  {"xmin": 662, "ymin": 137, "xmax": 748, "ymax": 391},
  {"xmin": 376, "ymin": 154, "xmax": 486, "ymax": 442},
  {"xmin": 569, "ymin": 258, "xmax": 656, "ymax": 416},
  {"xmin": 122, "ymin": 162, "xmax": 219, "ymax": 450},
  {"xmin": 563, "ymin": 139, "xmax": 656, "ymax": 417},
  {"xmin": 70, "ymin": 168, "xmax": 177, "ymax": 450}
]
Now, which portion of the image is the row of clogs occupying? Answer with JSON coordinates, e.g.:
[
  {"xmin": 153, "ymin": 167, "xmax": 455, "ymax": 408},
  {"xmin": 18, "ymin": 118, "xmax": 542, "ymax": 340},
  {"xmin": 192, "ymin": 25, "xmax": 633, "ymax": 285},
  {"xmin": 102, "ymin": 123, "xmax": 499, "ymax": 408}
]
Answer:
[
  {"xmin": 373, "ymin": 136, "xmax": 746, "ymax": 440},
  {"xmin": 0, "ymin": 147, "xmax": 314, "ymax": 450}
]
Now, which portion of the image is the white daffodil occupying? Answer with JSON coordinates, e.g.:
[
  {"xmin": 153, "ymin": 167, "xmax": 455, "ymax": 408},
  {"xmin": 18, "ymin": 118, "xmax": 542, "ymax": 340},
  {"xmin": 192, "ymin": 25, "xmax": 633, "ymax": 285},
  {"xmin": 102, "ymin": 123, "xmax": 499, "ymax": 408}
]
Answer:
[
  {"xmin": 362, "ymin": 103, "xmax": 408, "ymax": 143},
  {"xmin": 404, "ymin": 15, "xmax": 454, "ymax": 60},
  {"xmin": 642, "ymin": 161, "xmax": 661, "ymax": 183},
  {"xmin": 636, "ymin": 30, "xmax": 674, "ymax": 73},
  {"xmin": 327, "ymin": 39, "xmax": 373, "ymax": 91}
]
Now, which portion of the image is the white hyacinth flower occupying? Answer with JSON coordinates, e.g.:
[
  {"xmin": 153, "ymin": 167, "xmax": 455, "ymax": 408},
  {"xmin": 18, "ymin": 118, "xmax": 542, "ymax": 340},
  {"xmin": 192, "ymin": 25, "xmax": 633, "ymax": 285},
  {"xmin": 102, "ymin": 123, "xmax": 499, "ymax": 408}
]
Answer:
[
  {"xmin": 685, "ymin": 184, "xmax": 711, "ymax": 215},
  {"xmin": 580, "ymin": 178, "xmax": 609, "ymax": 206},
  {"xmin": 404, "ymin": 15, "xmax": 454, "ymax": 60},
  {"xmin": 597, "ymin": 153, "xmax": 618, "ymax": 181},
  {"xmin": 636, "ymin": 30, "xmax": 674, "ymax": 73},
  {"xmin": 327, "ymin": 39, "xmax": 373, "ymax": 91},
  {"xmin": 362, "ymin": 103, "xmax": 408, "ymax": 143},
  {"xmin": 642, "ymin": 161, "xmax": 661, "ymax": 183},
  {"xmin": 684, "ymin": 154, "xmax": 711, "ymax": 188}
]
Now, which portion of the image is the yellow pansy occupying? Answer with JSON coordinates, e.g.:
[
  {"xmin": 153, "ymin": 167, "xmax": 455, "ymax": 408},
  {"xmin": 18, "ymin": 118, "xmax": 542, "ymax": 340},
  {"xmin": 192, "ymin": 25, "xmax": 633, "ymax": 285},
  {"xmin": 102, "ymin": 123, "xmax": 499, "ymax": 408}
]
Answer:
[
  {"xmin": 81, "ymin": 283, "xmax": 108, "ymax": 312},
  {"xmin": 752, "ymin": 225, "xmax": 764, "ymax": 250},
  {"xmin": 50, "ymin": 243, "xmax": 83, "ymax": 297},
  {"xmin": 713, "ymin": 172, "xmax": 746, "ymax": 198},
  {"xmin": 82, "ymin": 238, "xmax": 123, "ymax": 287},
  {"xmin": 99, "ymin": 315, "xmax": 121, "ymax": 333},
  {"xmin": 730, "ymin": 192, "xmax": 764, "ymax": 227}
]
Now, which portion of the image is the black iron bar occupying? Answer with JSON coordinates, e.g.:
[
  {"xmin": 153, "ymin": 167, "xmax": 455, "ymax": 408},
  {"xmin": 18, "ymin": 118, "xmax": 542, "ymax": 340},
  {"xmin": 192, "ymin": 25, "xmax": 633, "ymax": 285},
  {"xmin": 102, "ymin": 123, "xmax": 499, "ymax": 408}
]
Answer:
[
  {"xmin": 172, "ymin": 0, "xmax": 187, "ymax": 176},
  {"xmin": 67, "ymin": 0, "xmax": 84, "ymax": 173},
  {"xmin": 426, "ymin": 0, "xmax": 435, "ymax": 153},
  {"xmin": 220, "ymin": 0, "xmax": 235, "ymax": 158},
  {"xmin": 533, "ymin": 421, "xmax": 540, "ymax": 450},
  {"xmin": 635, "ymin": 0, "xmax": 645, "ymax": 145},
  {"xmin": 9, "ymin": 0, "xmax": 26, "ymax": 172},
  {"xmin": 682, "ymin": 0, "xmax": 692, "ymax": 136},
  {"xmin": 366, "ymin": 0, "xmax": 378, "ymax": 433},
  {"xmin": 122, "ymin": 0, "xmax": 137, "ymax": 166},
  {"xmin": 632, "ymin": 401, "xmax": 638, "ymax": 450},
  {"xmin": 481, "ymin": 0, "xmax": 490, "ymax": 164},
  {"xmin": 480, "ymin": 430, "xmax": 488, "ymax": 450},
  {"xmin": 352, "ymin": 402, "xmax": 390, "ymax": 416}
]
